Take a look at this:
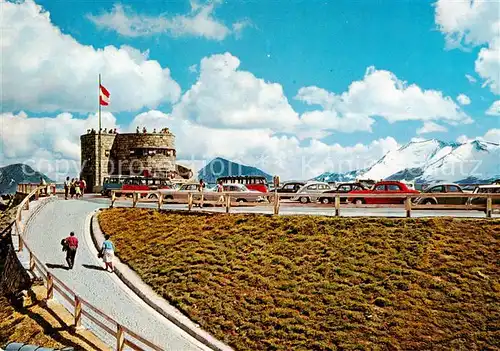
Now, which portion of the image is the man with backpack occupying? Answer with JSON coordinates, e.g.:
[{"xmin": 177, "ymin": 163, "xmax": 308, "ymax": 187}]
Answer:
[{"xmin": 62, "ymin": 231, "xmax": 78, "ymax": 269}]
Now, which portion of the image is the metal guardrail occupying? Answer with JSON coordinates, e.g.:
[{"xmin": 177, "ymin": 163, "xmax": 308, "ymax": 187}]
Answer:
[
  {"xmin": 110, "ymin": 189, "xmax": 500, "ymax": 218},
  {"xmin": 14, "ymin": 186, "xmax": 164, "ymax": 351}
]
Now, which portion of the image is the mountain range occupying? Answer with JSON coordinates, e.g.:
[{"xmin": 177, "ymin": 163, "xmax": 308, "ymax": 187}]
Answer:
[
  {"xmin": 0, "ymin": 164, "xmax": 52, "ymax": 195},
  {"xmin": 198, "ymin": 157, "xmax": 273, "ymax": 184},
  {"xmin": 315, "ymin": 139, "xmax": 500, "ymax": 184}
]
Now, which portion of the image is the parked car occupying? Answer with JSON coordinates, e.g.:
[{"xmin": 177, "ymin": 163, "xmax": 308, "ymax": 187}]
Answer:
[
  {"xmin": 347, "ymin": 181, "xmax": 420, "ymax": 205},
  {"xmin": 101, "ymin": 175, "xmax": 127, "ymax": 196},
  {"xmin": 318, "ymin": 182, "xmax": 367, "ymax": 204},
  {"xmin": 291, "ymin": 182, "xmax": 332, "ymax": 203},
  {"xmin": 414, "ymin": 183, "xmax": 468, "ymax": 205},
  {"xmin": 468, "ymin": 185, "xmax": 500, "ymax": 206},
  {"xmin": 155, "ymin": 182, "xmax": 201, "ymax": 201},
  {"xmin": 270, "ymin": 181, "xmax": 306, "ymax": 198},
  {"xmin": 205, "ymin": 183, "xmax": 265, "ymax": 203}
]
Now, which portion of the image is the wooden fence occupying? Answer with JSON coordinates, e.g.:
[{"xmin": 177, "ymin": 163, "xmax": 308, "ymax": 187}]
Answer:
[
  {"xmin": 17, "ymin": 183, "xmax": 57, "ymax": 196},
  {"xmin": 111, "ymin": 189, "xmax": 500, "ymax": 218},
  {"xmin": 14, "ymin": 186, "xmax": 164, "ymax": 351}
]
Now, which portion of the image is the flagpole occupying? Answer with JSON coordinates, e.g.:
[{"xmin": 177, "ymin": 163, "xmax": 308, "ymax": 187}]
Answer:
[{"xmin": 98, "ymin": 74, "xmax": 102, "ymax": 189}]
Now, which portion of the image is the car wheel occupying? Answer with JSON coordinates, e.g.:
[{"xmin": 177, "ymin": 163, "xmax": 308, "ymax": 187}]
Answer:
[
  {"xmin": 354, "ymin": 198, "xmax": 365, "ymax": 205},
  {"xmin": 164, "ymin": 195, "xmax": 174, "ymax": 201},
  {"xmin": 148, "ymin": 194, "xmax": 158, "ymax": 200},
  {"xmin": 299, "ymin": 197, "xmax": 309, "ymax": 204},
  {"xmin": 236, "ymin": 198, "xmax": 246, "ymax": 203},
  {"xmin": 321, "ymin": 198, "xmax": 330, "ymax": 204},
  {"xmin": 423, "ymin": 199, "xmax": 435, "ymax": 205}
]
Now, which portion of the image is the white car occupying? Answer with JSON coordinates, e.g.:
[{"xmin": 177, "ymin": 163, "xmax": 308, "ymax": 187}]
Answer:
[
  {"xmin": 205, "ymin": 183, "xmax": 265, "ymax": 203},
  {"xmin": 291, "ymin": 182, "xmax": 332, "ymax": 203}
]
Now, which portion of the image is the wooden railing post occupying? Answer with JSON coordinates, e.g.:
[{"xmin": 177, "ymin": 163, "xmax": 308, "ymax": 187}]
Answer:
[
  {"xmin": 29, "ymin": 251, "xmax": 35, "ymax": 271},
  {"xmin": 273, "ymin": 191, "xmax": 280, "ymax": 215},
  {"xmin": 200, "ymin": 188, "xmax": 204, "ymax": 208},
  {"xmin": 225, "ymin": 195, "xmax": 231, "ymax": 213},
  {"xmin": 335, "ymin": 195, "xmax": 340, "ymax": 217},
  {"xmin": 157, "ymin": 193, "xmax": 163, "ymax": 211},
  {"xmin": 110, "ymin": 191, "xmax": 116, "ymax": 208},
  {"xmin": 405, "ymin": 196, "xmax": 412, "ymax": 218},
  {"xmin": 74, "ymin": 295, "xmax": 82, "ymax": 329},
  {"xmin": 35, "ymin": 188, "xmax": 39, "ymax": 201},
  {"xmin": 18, "ymin": 234, "xmax": 24, "ymax": 252},
  {"xmin": 486, "ymin": 197, "xmax": 492, "ymax": 218},
  {"xmin": 46, "ymin": 272, "xmax": 54, "ymax": 300},
  {"xmin": 116, "ymin": 324, "xmax": 125, "ymax": 351},
  {"xmin": 132, "ymin": 192, "xmax": 138, "ymax": 208},
  {"xmin": 188, "ymin": 193, "xmax": 193, "ymax": 211}
]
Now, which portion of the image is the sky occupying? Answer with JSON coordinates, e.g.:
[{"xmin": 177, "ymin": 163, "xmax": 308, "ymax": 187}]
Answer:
[{"xmin": 0, "ymin": 0, "xmax": 499, "ymax": 180}]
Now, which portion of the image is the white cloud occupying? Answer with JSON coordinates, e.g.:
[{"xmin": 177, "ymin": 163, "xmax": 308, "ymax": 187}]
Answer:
[
  {"xmin": 486, "ymin": 100, "xmax": 500, "ymax": 116},
  {"xmin": 296, "ymin": 67, "xmax": 471, "ymax": 132},
  {"xmin": 475, "ymin": 38, "xmax": 500, "ymax": 95},
  {"xmin": 88, "ymin": 2, "xmax": 247, "ymax": 41},
  {"xmin": 435, "ymin": 0, "xmax": 500, "ymax": 95},
  {"xmin": 131, "ymin": 109, "xmax": 400, "ymax": 179},
  {"xmin": 188, "ymin": 64, "xmax": 198, "ymax": 73},
  {"xmin": 171, "ymin": 53, "xmax": 300, "ymax": 130},
  {"xmin": 0, "ymin": 109, "xmax": 400, "ymax": 180},
  {"xmin": 456, "ymin": 128, "xmax": 500, "ymax": 144},
  {"xmin": 457, "ymin": 93, "xmax": 471, "ymax": 105},
  {"xmin": 465, "ymin": 74, "xmax": 477, "ymax": 83},
  {"xmin": 417, "ymin": 121, "xmax": 448, "ymax": 135},
  {"xmin": 0, "ymin": 0, "xmax": 181, "ymax": 113},
  {"xmin": 0, "ymin": 111, "xmax": 118, "ymax": 180}
]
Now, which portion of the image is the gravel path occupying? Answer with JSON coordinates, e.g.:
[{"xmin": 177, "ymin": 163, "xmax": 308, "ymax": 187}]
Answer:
[{"xmin": 23, "ymin": 199, "xmax": 210, "ymax": 351}]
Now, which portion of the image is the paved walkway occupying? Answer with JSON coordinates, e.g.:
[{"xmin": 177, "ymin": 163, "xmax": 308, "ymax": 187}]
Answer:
[{"xmin": 23, "ymin": 199, "xmax": 210, "ymax": 350}]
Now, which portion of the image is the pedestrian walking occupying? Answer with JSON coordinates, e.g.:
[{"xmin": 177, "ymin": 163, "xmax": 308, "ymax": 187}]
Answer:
[
  {"xmin": 100, "ymin": 235, "xmax": 115, "ymax": 272},
  {"xmin": 75, "ymin": 180, "xmax": 81, "ymax": 199},
  {"xmin": 64, "ymin": 176, "xmax": 70, "ymax": 200},
  {"xmin": 80, "ymin": 178, "xmax": 86, "ymax": 196},
  {"xmin": 62, "ymin": 231, "xmax": 78, "ymax": 269},
  {"xmin": 70, "ymin": 178, "xmax": 76, "ymax": 199}
]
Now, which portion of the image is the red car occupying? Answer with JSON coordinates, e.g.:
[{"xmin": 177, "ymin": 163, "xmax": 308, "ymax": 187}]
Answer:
[
  {"xmin": 347, "ymin": 181, "xmax": 420, "ymax": 205},
  {"xmin": 121, "ymin": 177, "xmax": 171, "ymax": 196}
]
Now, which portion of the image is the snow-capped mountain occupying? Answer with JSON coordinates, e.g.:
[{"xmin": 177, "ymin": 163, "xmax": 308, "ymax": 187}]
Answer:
[
  {"xmin": 314, "ymin": 139, "xmax": 500, "ymax": 184},
  {"xmin": 420, "ymin": 140, "xmax": 500, "ymax": 183},
  {"xmin": 362, "ymin": 139, "xmax": 459, "ymax": 180}
]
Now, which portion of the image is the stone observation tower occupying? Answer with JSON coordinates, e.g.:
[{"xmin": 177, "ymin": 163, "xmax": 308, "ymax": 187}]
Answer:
[{"xmin": 80, "ymin": 128, "xmax": 192, "ymax": 192}]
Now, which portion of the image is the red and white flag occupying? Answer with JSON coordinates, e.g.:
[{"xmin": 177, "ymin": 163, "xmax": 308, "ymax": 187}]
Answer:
[{"xmin": 99, "ymin": 84, "xmax": 110, "ymax": 106}]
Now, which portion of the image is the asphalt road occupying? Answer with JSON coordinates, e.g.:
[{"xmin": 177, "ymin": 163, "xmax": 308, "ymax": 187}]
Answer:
[
  {"xmin": 87, "ymin": 196, "xmax": 499, "ymax": 218},
  {"xmin": 23, "ymin": 199, "xmax": 210, "ymax": 351}
]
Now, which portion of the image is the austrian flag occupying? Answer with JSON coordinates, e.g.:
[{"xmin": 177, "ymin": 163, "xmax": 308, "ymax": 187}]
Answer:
[{"xmin": 99, "ymin": 84, "xmax": 110, "ymax": 106}]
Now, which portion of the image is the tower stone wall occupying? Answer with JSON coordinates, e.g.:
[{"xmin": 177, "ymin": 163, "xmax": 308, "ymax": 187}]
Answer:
[{"xmin": 80, "ymin": 130, "xmax": 184, "ymax": 192}]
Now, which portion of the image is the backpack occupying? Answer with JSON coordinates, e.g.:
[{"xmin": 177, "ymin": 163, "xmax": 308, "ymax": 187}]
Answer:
[{"xmin": 61, "ymin": 239, "xmax": 68, "ymax": 251}]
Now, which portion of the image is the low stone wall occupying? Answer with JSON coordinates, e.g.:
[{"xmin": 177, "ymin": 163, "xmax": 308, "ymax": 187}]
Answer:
[
  {"xmin": 0, "ymin": 244, "xmax": 31, "ymax": 296},
  {"xmin": 0, "ymin": 206, "xmax": 31, "ymax": 297}
]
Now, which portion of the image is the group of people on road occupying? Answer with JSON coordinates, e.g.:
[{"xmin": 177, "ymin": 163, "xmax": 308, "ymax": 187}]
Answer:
[
  {"xmin": 62, "ymin": 231, "xmax": 115, "ymax": 272},
  {"xmin": 64, "ymin": 177, "xmax": 86, "ymax": 200}
]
